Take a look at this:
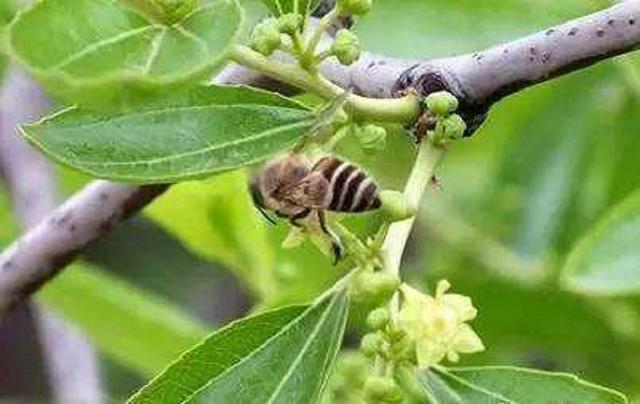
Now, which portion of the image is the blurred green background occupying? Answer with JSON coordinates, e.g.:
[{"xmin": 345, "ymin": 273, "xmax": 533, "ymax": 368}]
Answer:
[{"xmin": 1, "ymin": 0, "xmax": 639, "ymax": 401}]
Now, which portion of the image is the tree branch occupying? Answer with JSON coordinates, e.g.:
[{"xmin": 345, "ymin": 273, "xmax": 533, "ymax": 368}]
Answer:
[
  {"xmin": 0, "ymin": 0, "xmax": 639, "ymax": 313},
  {"xmin": 321, "ymin": 0, "xmax": 640, "ymax": 134},
  {"xmin": 0, "ymin": 67, "xmax": 104, "ymax": 403}
]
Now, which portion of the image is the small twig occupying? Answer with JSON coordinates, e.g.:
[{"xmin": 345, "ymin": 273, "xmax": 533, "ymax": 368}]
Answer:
[
  {"xmin": 382, "ymin": 141, "xmax": 446, "ymax": 315},
  {"xmin": 0, "ymin": 67, "xmax": 104, "ymax": 403}
]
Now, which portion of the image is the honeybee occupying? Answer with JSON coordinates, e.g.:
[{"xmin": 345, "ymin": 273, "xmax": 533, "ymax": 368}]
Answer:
[{"xmin": 249, "ymin": 153, "xmax": 382, "ymax": 262}]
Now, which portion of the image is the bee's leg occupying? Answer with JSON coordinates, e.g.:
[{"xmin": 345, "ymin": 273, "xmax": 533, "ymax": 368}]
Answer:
[
  {"xmin": 256, "ymin": 206, "xmax": 277, "ymax": 225},
  {"xmin": 289, "ymin": 208, "xmax": 311, "ymax": 227},
  {"xmin": 317, "ymin": 210, "xmax": 343, "ymax": 265}
]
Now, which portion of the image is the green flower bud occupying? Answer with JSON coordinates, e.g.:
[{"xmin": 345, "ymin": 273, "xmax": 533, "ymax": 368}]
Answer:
[
  {"xmin": 351, "ymin": 271, "xmax": 401, "ymax": 305},
  {"xmin": 364, "ymin": 376, "xmax": 403, "ymax": 403},
  {"xmin": 360, "ymin": 332, "xmax": 384, "ymax": 358},
  {"xmin": 250, "ymin": 18, "xmax": 282, "ymax": 56},
  {"xmin": 380, "ymin": 190, "xmax": 416, "ymax": 221},
  {"xmin": 277, "ymin": 13, "xmax": 303, "ymax": 35},
  {"xmin": 338, "ymin": 0, "xmax": 373, "ymax": 16},
  {"xmin": 442, "ymin": 113, "xmax": 467, "ymax": 140},
  {"xmin": 356, "ymin": 124, "xmax": 387, "ymax": 153},
  {"xmin": 332, "ymin": 29, "xmax": 361, "ymax": 66},
  {"xmin": 425, "ymin": 91, "xmax": 459, "ymax": 116},
  {"xmin": 366, "ymin": 308, "xmax": 390, "ymax": 330}
]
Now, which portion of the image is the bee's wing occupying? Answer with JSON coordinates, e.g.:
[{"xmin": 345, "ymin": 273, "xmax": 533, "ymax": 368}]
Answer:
[{"xmin": 278, "ymin": 172, "xmax": 330, "ymax": 209}]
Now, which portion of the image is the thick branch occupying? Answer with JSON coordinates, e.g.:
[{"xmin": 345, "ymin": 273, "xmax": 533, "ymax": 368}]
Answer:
[
  {"xmin": 0, "ymin": 67, "xmax": 104, "ymax": 403},
  {"xmin": 1, "ymin": 1, "xmax": 639, "ymax": 312},
  {"xmin": 0, "ymin": 181, "xmax": 166, "ymax": 314}
]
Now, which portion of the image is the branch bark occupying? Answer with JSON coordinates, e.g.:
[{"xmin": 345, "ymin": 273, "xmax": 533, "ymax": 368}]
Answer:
[
  {"xmin": 0, "ymin": 0, "xmax": 639, "ymax": 313},
  {"xmin": 0, "ymin": 67, "xmax": 104, "ymax": 404}
]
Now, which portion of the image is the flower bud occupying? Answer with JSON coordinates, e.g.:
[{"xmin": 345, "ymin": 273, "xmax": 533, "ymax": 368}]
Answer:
[
  {"xmin": 350, "ymin": 271, "xmax": 401, "ymax": 305},
  {"xmin": 366, "ymin": 308, "xmax": 390, "ymax": 330},
  {"xmin": 360, "ymin": 332, "xmax": 384, "ymax": 358},
  {"xmin": 250, "ymin": 18, "xmax": 282, "ymax": 56},
  {"xmin": 356, "ymin": 124, "xmax": 387, "ymax": 153},
  {"xmin": 364, "ymin": 376, "xmax": 403, "ymax": 403},
  {"xmin": 332, "ymin": 29, "xmax": 361, "ymax": 65},
  {"xmin": 442, "ymin": 113, "xmax": 467, "ymax": 140},
  {"xmin": 380, "ymin": 190, "xmax": 416, "ymax": 221},
  {"xmin": 338, "ymin": 0, "xmax": 373, "ymax": 16},
  {"xmin": 424, "ymin": 91, "xmax": 459, "ymax": 116},
  {"xmin": 277, "ymin": 13, "xmax": 303, "ymax": 35}
]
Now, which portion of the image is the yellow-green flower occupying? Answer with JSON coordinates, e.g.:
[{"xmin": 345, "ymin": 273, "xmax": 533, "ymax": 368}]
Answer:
[{"xmin": 398, "ymin": 280, "xmax": 484, "ymax": 369}]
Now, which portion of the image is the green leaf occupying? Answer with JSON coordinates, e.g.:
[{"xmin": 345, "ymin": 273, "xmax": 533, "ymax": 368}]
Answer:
[
  {"xmin": 21, "ymin": 85, "xmax": 315, "ymax": 183},
  {"xmin": 7, "ymin": 0, "xmax": 243, "ymax": 105},
  {"xmin": 562, "ymin": 190, "xmax": 640, "ymax": 295},
  {"xmin": 129, "ymin": 287, "xmax": 349, "ymax": 403},
  {"xmin": 421, "ymin": 366, "xmax": 627, "ymax": 403},
  {"xmin": 38, "ymin": 263, "xmax": 209, "ymax": 376},
  {"xmin": 145, "ymin": 170, "xmax": 277, "ymax": 297},
  {"xmin": 261, "ymin": 0, "xmax": 320, "ymax": 16},
  {"xmin": 0, "ymin": 0, "xmax": 14, "ymax": 25}
]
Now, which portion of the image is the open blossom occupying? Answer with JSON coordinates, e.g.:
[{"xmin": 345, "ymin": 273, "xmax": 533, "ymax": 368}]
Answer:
[{"xmin": 398, "ymin": 280, "xmax": 484, "ymax": 369}]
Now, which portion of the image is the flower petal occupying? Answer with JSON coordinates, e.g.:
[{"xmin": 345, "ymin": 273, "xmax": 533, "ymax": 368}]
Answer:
[
  {"xmin": 451, "ymin": 324, "xmax": 485, "ymax": 354},
  {"xmin": 442, "ymin": 294, "xmax": 477, "ymax": 322}
]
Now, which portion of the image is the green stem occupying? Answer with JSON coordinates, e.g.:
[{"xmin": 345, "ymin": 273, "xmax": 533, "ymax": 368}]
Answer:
[
  {"xmin": 228, "ymin": 45, "xmax": 421, "ymax": 124},
  {"xmin": 382, "ymin": 140, "xmax": 446, "ymax": 315},
  {"xmin": 305, "ymin": 8, "xmax": 337, "ymax": 57}
]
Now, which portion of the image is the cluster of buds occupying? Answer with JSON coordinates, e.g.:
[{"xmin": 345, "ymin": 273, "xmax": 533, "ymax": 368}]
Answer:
[
  {"xmin": 423, "ymin": 91, "xmax": 467, "ymax": 145},
  {"xmin": 358, "ymin": 306, "xmax": 409, "ymax": 403},
  {"xmin": 398, "ymin": 280, "xmax": 484, "ymax": 369},
  {"xmin": 249, "ymin": 13, "xmax": 303, "ymax": 56},
  {"xmin": 331, "ymin": 29, "xmax": 361, "ymax": 65}
]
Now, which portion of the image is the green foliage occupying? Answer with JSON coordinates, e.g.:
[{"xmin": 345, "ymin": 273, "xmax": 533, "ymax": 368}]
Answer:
[
  {"xmin": 129, "ymin": 288, "xmax": 349, "ymax": 403},
  {"xmin": 38, "ymin": 263, "xmax": 209, "ymax": 376},
  {"xmin": 7, "ymin": 0, "xmax": 243, "ymax": 105},
  {"xmin": 261, "ymin": 0, "xmax": 321, "ymax": 16},
  {"xmin": 21, "ymin": 85, "xmax": 315, "ymax": 183},
  {"xmin": 0, "ymin": 0, "xmax": 13, "ymax": 25},
  {"xmin": 421, "ymin": 367, "xmax": 627, "ymax": 403},
  {"xmin": 145, "ymin": 171, "xmax": 277, "ymax": 297},
  {"xmin": 562, "ymin": 190, "xmax": 640, "ymax": 295}
]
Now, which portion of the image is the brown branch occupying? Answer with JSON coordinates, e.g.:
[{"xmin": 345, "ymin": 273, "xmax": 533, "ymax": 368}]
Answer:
[
  {"xmin": 0, "ymin": 0, "xmax": 639, "ymax": 313},
  {"xmin": 0, "ymin": 67, "xmax": 104, "ymax": 403}
]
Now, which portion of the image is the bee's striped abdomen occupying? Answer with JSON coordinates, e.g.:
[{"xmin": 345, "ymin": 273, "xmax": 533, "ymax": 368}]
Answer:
[{"xmin": 313, "ymin": 156, "xmax": 381, "ymax": 213}]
